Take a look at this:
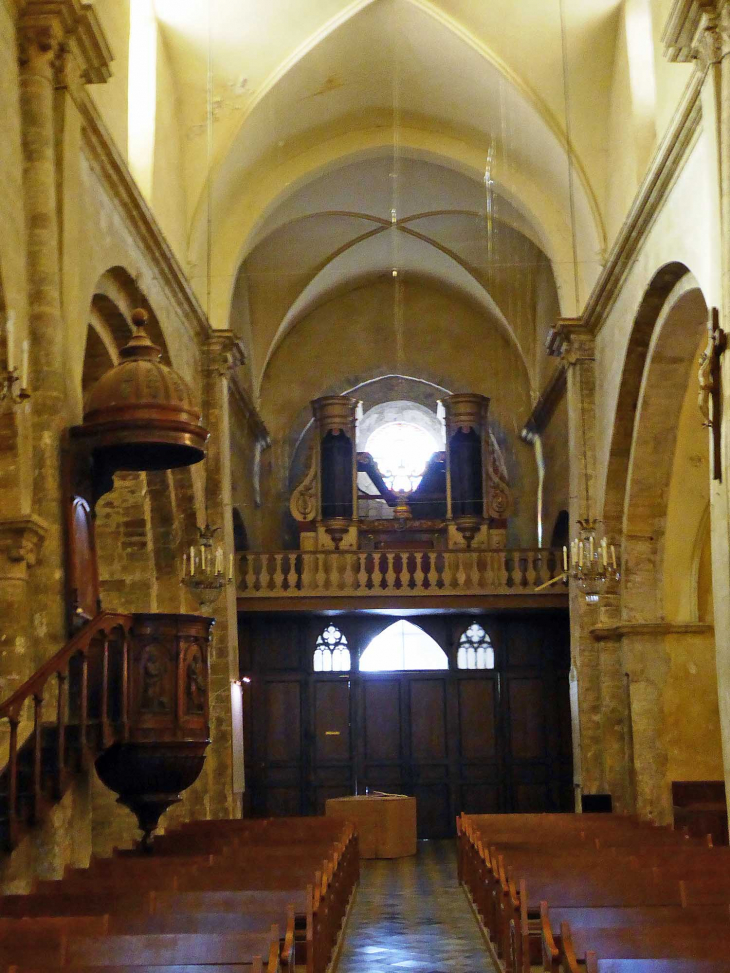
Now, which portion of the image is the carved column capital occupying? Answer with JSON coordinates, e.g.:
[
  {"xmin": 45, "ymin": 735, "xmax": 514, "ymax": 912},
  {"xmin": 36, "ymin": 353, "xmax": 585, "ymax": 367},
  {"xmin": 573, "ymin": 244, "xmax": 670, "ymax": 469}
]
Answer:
[
  {"xmin": 663, "ymin": 0, "xmax": 730, "ymax": 66},
  {"xmin": 0, "ymin": 514, "xmax": 48, "ymax": 578},
  {"xmin": 18, "ymin": 0, "xmax": 112, "ymax": 85},
  {"xmin": 547, "ymin": 317, "xmax": 595, "ymax": 366},
  {"xmin": 206, "ymin": 331, "xmax": 246, "ymax": 379}
]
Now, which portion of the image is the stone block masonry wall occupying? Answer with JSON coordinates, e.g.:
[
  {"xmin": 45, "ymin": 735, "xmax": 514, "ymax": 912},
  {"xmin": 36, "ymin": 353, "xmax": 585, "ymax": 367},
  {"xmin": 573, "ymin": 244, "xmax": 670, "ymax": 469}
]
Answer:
[{"xmin": 96, "ymin": 472, "xmax": 157, "ymax": 613}]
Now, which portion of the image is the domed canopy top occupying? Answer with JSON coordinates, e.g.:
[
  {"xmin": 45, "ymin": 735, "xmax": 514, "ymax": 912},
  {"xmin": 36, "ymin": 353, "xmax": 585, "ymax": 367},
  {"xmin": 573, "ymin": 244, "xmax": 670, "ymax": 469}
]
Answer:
[{"xmin": 77, "ymin": 309, "xmax": 208, "ymax": 472}]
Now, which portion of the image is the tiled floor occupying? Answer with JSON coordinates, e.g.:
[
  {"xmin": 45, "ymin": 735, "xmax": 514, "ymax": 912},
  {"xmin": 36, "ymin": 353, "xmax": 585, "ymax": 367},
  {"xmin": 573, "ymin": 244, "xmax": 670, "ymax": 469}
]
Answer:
[{"xmin": 335, "ymin": 840, "xmax": 497, "ymax": 973}]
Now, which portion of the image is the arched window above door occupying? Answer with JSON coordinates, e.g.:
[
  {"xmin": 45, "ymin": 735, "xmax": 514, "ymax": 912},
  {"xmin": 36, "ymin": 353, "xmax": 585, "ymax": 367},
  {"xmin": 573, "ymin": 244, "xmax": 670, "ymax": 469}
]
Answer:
[
  {"xmin": 314, "ymin": 624, "xmax": 351, "ymax": 672},
  {"xmin": 359, "ymin": 620, "xmax": 449, "ymax": 672},
  {"xmin": 457, "ymin": 623, "xmax": 495, "ymax": 670}
]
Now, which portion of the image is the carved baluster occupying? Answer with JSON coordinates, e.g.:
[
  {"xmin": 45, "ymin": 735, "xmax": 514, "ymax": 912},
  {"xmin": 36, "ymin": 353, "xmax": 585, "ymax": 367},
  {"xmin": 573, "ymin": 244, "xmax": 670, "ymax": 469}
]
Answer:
[
  {"xmin": 55, "ymin": 671, "xmax": 67, "ymax": 798},
  {"xmin": 79, "ymin": 653, "xmax": 89, "ymax": 764},
  {"xmin": 272, "ymin": 554, "xmax": 285, "ymax": 593},
  {"xmin": 121, "ymin": 632, "xmax": 130, "ymax": 739},
  {"xmin": 32, "ymin": 694, "xmax": 43, "ymax": 823},
  {"xmin": 7, "ymin": 716, "xmax": 19, "ymax": 847},
  {"xmin": 455, "ymin": 552, "xmax": 467, "ymax": 591},
  {"xmin": 315, "ymin": 553, "xmax": 327, "ymax": 591},
  {"xmin": 343, "ymin": 553, "xmax": 355, "ymax": 592},
  {"xmin": 505, "ymin": 551, "xmax": 515, "ymax": 588},
  {"xmin": 392, "ymin": 553, "xmax": 403, "ymax": 591},
  {"xmin": 434, "ymin": 552, "xmax": 445, "ymax": 589},
  {"xmin": 241, "ymin": 554, "xmax": 253, "ymax": 592},
  {"xmin": 383, "ymin": 553, "xmax": 396, "ymax": 591},
  {"xmin": 251, "ymin": 553, "xmax": 262, "ymax": 592},
  {"xmin": 405, "ymin": 553, "xmax": 416, "ymax": 591},
  {"xmin": 519, "ymin": 554, "xmax": 528, "ymax": 588},
  {"xmin": 531, "ymin": 550, "xmax": 543, "ymax": 588},
  {"xmin": 300, "ymin": 553, "xmax": 314, "ymax": 593},
  {"xmin": 476, "ymin": 551, "xmax": 487, "ymax": 591},
  {"xmin": 101, "ymin": 637, "xmax": 110, "ymax": 746},
  {"xmin": 356, "ymin": 551, "xmax": 368, "ymax": 591},
  {"xmin": 414, "ymin": 552, "xmax": 426, "ymax": 591}
]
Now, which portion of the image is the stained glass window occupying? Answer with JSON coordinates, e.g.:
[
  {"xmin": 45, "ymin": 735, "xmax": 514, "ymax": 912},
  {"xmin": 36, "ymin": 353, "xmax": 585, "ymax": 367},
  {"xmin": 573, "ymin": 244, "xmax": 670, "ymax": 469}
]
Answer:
[
  {"xmin": 457, "ymin": 623, "xmax": 495, "ymax": 670},
  {"xmin": 314, "ymin": 624, "xmax": 351, "ymax": 672}
]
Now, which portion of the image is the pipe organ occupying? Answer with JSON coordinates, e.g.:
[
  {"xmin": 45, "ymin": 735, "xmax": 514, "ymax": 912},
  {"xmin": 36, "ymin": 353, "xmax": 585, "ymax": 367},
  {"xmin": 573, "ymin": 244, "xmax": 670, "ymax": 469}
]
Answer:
[{"xmin": 290, "ymin": 393, "xmax": 511, "ymax": 551}]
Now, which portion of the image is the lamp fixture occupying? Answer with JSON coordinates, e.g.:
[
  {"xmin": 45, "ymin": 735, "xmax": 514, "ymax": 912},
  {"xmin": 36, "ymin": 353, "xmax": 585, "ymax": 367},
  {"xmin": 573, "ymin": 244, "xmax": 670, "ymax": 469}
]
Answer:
[
  {"xmin": 564, "ymin": 519, "xmax": 618, "ymax": 603},
  {"xmin": 2, "ymin": 313, "xmax": 30, "ymax": 411},
  {"xmin": 181, "ymin": 523, "xmax": 233, "ymax": 614}
]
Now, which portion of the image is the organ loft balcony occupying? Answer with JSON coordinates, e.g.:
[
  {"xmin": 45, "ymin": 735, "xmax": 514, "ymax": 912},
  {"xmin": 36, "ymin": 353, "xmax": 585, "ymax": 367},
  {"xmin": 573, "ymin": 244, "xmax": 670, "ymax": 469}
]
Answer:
[{"xmin": 237, "ymin": 394, "xmax": 567, "ymax": 611}]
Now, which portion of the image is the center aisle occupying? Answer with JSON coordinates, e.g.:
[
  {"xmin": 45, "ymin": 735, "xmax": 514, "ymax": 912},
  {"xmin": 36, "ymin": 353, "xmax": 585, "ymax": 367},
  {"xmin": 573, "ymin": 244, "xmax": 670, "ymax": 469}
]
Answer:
[{"xmin": 335, "ymin": 840, "xmax": 496, "ymax": 973}]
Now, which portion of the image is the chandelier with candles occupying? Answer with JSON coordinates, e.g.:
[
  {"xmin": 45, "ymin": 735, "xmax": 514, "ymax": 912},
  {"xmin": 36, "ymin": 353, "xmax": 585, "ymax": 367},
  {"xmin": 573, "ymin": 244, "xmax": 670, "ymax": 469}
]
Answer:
[
  {"xmin": 564, "ymin": 518, "xmax": 619, "ymax": 604},
  {"xmin": 181, "ymin": 524, "xmax": 234, "ymax": 614}
]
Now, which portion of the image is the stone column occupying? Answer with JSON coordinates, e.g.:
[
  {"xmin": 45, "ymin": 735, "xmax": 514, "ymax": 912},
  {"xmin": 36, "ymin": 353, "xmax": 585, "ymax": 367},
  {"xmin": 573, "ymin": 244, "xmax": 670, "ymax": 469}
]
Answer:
[
  {"xmin": 202, "ymin": 331, "xmax": 245, "ymax": 819},
  {"xmin": 664, "ymin": 0, "xmax": 730, "ymax": 833},
  {"xmin": 0, "ymin": 516, "xmax": 47, "ymax": 699},
  {"xmin": 591, "ymin": 583, "xmax": 634, "ymax": 814},
  {"xmin": 18, "ymin": 14, "xmax": 68, "ymax": 666},
  {"xmin": 548, "ymin": 319, "xmax": 602, "ymax": 807}
]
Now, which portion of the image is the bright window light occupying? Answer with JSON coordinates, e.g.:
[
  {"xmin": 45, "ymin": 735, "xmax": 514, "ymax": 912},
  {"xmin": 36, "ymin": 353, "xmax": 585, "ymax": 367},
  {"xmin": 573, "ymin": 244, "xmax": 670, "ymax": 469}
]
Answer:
[
  {"xmin": 365, "ymin": 422, "xmax": 438, "ymax": 493},
  {"xmin": 359, "ymin": 620, "xmax": 449, "ymax": 672},
  {"xmin": 128, "ymin": 0, "xmax": 158, "ymax": 199}
]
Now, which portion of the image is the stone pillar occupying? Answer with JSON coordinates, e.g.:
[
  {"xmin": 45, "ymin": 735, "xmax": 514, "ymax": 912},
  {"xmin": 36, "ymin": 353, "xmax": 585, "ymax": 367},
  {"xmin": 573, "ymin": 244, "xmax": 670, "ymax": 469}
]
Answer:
[
  {"xmin": 591, "ymin": 583, "xmax": 634, "ymax": 814},
  {"xmin": 17, "ymin": 13, "xmax": 68, "ymax": 666},
  {"xmin": 202, "ymin": 331, "xmax": 245, "ymax": 819},
  {"xmin": 0, "ymin": 516, "xmax": 47, "ymax": 698},
  {"xmin": 548, "ymin": 318, "xmax": 602, "ymax": 807},
  {"xmin": 664, "ymin": 0, "xmax": 730, "ymax": 834}
]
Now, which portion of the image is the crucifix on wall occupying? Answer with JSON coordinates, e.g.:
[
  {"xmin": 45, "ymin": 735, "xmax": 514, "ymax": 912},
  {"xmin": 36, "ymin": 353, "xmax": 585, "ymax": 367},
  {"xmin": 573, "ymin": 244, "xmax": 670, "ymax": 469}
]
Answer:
[{"xmin": 698, "ymin": 307, "xmax": 726, "ymax": 481}]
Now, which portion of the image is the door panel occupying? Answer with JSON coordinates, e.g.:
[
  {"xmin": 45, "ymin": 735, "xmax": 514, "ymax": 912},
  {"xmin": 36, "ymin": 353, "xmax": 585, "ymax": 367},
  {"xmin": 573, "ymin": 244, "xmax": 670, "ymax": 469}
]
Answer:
[
  {"xmin": 311, "ymin": 678, "xmax": 352, "ymax": 813},
  {"xmin": 410, "ymin": 679, "xmax": 447, "ymax": 760},
  {"xmin": 508, "ymin": 678, "xmax": 545, "ymax": 760},
  {"xmin": 314, "ymin": 681, "xmax": 351, "ymax": 763},
  {"xmin": 458, "ymin": 679, "xmax": 497, "ymax": 761},
  {"xmin": 363, "ymin": 680, "xmax": 401, "ymax": 761},
  {"xmin": 266, "ymin": 682, "xmax": 301, "ymax": 762},
  {"xmin": 240, "ymin": 611, "xmax": 573, "ymax": 830}
]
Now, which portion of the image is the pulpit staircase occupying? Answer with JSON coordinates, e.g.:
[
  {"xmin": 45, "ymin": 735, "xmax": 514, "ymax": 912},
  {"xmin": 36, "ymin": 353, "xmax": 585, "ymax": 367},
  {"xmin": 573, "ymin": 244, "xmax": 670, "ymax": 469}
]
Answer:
[
  {"xmin": 0, "ymin": 612, "xmax": 134, "ymax": 852},
  {"xmin": 0, "ymin": 610, "xmax": 212, "ymax": 854}
]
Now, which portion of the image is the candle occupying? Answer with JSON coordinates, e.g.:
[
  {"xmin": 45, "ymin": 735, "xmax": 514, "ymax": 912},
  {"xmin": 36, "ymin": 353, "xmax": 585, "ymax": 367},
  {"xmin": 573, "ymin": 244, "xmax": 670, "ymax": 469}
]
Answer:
[
  {"xmin": 215, "ymin": 548, "xmax": 222, "ymax": 574},
  {"xmin": 182, "ymin": 552, "xmax": 187, "ymax": 577},
  {"xmin": 589, "ymin": 535, "xmax": 594, "ymax": 560},
  {"xmin": 562, "ymin": 546, "xmax": 568, "ymax": 572},
  {"xmin": 601, "ymin": 537, "xmax": 608, "ymax": 566},
  {"xmin": 5, "ymin": 311, "xmax": 14, "ymax": 372},
  {"xmin": 21, "ymin": 339, "xmax": 29, "ymax": 387},
  {"xmin": 229, "ymin": 554, "xmax": 234, "ymax": 580},
  {"xmin": 610, "ymin": 545, "xmax": 617, "ymax": 571},
  {"xmin": 190, "ymin": 545, "xmax": 195, "ymax": 575},
  {"xmin": 579, "ymin": 541, "xmax": 584, "ymax": 567},
  {"xmin": 200, "ymin": 545, "xmax": 206, "ymax": 571}
]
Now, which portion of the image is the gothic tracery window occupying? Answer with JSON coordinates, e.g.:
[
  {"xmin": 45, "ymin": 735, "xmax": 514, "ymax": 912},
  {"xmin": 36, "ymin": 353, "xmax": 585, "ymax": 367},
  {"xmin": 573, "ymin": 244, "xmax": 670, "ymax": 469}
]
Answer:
[
  {"xmin": 457, "ymin": 623, "xmax": 495, "ymax": 670},
  {"xmin": 314, "ymin": 624, "xmax": 351, "ymax": 672}
]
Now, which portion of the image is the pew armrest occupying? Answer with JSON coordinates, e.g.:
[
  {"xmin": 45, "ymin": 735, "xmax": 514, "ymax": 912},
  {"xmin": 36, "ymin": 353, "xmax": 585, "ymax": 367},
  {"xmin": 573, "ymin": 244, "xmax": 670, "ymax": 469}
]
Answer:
[
  {"xmin": 281, "ymin": 906, "xmax": 295, "ymax": 968},
  {"xmin": 540, "ymin": 901, "xmax": 559, "ymax": 973},
  {"xmin": 559, "ymin": 920, "xmax": 581, "ymax": 973}
]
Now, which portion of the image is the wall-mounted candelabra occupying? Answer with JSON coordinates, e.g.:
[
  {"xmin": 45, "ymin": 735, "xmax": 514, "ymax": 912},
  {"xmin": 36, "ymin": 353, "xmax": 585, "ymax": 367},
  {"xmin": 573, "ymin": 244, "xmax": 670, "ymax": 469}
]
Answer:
[
  {"xmin": 2, "ymin": 313, "xmax": 30, "ymax": 410},
  {"xmin": 181, "ymin": 524, "xmax": 234, "ymax": 613}
]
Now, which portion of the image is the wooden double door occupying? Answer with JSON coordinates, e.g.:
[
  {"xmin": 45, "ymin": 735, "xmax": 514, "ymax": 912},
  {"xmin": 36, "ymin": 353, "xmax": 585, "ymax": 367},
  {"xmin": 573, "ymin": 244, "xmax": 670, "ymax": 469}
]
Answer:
[{"xmin": 240, "ymin": 612, "xmax": 573, "ymax": 837}]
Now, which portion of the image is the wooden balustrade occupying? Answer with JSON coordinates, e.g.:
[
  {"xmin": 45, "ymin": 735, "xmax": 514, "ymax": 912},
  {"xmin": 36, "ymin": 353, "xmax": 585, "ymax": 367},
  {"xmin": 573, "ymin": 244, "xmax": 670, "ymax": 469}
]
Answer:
[
  {"xmin": 0, "ymin": 612, "xmax": 133, "ymax": 850},
  {"xmin": 237, "ymin": 548, "xmax": 561, "ymax": 599}
]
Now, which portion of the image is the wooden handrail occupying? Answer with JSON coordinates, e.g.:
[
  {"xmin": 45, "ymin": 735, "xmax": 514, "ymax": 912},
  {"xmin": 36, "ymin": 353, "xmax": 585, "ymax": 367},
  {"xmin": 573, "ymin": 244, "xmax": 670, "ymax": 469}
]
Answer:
[
  {"xmin": 0, "ymin": 610, "xmax": 133, "ymax": 851},
  {"xmin": 0, "ymin": 611, "xmax": 132, "ymax": 722}
]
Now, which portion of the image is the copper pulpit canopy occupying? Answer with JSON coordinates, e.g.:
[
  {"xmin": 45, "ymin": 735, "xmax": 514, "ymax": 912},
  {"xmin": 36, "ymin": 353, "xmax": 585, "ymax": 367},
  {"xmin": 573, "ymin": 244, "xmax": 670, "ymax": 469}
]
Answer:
[{"xmin": 76, "ymin": 309, "xmax": 208, "ymax": 471}]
